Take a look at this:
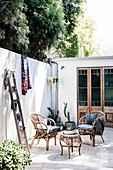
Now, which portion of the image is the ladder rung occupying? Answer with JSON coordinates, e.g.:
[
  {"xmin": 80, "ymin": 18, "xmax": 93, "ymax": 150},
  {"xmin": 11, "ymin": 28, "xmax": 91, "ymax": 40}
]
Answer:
[{"xmin": 4, "ymin": 70, "xmax": 30, "ymax": 155}]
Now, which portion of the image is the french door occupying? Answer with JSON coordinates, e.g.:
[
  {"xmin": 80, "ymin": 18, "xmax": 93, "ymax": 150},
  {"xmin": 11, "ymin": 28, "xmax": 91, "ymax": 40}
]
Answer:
[{"xmin": 77, "ymin": 67, "xmax": 113, "ymax": 127}]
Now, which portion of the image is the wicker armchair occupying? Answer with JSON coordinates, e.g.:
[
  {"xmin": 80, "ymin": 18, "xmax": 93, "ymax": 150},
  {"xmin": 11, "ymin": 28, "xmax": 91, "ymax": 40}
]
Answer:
[
  {"xmin": 30, "ymin": 113, "xmax": 59, "ymax": 150},
  {"xmin": 78, "ymin": 111, "xmax": 105, "ymax": 146}
]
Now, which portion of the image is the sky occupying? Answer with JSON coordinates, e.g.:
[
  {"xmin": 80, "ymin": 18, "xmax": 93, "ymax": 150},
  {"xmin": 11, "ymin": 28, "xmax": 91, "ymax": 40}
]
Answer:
[{"xmin": 85, "ymin": 0, "xmax": 113, "ymax": 56}]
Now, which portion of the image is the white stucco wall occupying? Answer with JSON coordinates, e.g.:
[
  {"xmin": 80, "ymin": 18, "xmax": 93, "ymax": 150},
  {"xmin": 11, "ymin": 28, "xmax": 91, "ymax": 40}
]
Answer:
[
  {"xmin": 53, "ymin": 56, "xmax": 113, "ymax": 126},
  {"xmin": 0, "ymin": 47, "xmax": 52, "ymax": 143}
]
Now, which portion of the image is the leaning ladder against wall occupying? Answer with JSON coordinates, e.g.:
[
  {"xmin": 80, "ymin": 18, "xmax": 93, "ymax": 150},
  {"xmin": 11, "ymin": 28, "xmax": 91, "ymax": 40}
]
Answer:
[{"xmin": 3, "ymin": 69, "xmax": 30, "ymax": 154}]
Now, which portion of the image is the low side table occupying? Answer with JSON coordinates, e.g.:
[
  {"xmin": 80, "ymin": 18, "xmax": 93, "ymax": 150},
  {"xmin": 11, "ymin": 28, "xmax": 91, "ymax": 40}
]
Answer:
[{"xmin": 59, "ymin": 132, "xmax": 82, "ymax": 159}]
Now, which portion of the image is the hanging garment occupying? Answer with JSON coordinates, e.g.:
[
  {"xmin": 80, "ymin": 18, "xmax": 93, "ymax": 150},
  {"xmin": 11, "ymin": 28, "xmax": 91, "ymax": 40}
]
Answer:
[
  {"xmin": 21, "ymin": 55, "xmax": 27, "ymax": 95},
  {"xmin": 3, "ymin": 69, "xmax": 8, "ymax": 90},
  {"xmin": 27, "ymin": 60, "xmax": 32, "ymax": 89},
  {"xmin": 21, "ymin": 55, "xmax": 32, "ymax": 95}
]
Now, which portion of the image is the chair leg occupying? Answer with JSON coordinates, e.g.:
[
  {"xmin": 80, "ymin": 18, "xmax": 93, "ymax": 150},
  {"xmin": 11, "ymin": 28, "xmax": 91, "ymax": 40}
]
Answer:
[
  {"xmin": 46, "ymin": 139, "xmax": 49, "ymax": 151},
  {"xmin": 90, "ymin": 135, "xmax": 92, "ymax": 140},
  {"xmin": 30, "ymin": 136, "xmax": 37, "ymax": 149},
  {"xmin": 93, "ymin": 134, "xmax": 95, "ymax": 146},
  {"xmin": 101, "ymin": 135, "xmax": 104, "ymax": 142},
  {"xmin": 68, "ymin": 146, "xmax": 70, "ymax": 159},
  {"xmin": 54, "ymin": 136, "xmax": 56, "ymax": 145},
  {"xmin": 37, "ymin": 139, "xmax": 40, "ymax": 144},
  {"xmin": 79, "ymin": 144, "xmax": 81, "ymax": 155},
  {"xmin": 61, "ymin": 146, "xmax": 63, "ymax": 155}
]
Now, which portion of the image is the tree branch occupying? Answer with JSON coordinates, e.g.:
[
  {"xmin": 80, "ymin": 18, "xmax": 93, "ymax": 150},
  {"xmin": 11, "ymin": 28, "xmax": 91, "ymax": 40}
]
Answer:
[
  {"xmin": 0, "ymin": 0, "xmax": 14, "ymax": 2},
  {"xmin": 0, "ymin": 0, "xmax": 14, "ymax": 11}
]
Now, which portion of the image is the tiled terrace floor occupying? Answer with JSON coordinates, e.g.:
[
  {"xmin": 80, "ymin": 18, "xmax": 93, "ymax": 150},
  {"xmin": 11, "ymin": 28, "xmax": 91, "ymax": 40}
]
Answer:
[{"xmin": 26, "ymin": 127, "xmax": 113, "ymax": 170}]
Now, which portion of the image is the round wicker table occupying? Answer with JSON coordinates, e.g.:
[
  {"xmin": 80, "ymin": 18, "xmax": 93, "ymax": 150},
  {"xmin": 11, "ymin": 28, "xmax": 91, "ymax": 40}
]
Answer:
[{"xmin": 59, "ymin": 131, "xmax": 82, "ymax": 159}]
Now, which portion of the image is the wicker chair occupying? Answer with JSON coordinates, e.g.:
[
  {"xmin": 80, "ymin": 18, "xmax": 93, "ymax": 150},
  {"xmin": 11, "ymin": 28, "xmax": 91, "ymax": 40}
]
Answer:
[
  {"xmin": 78, "ymin": 111, "xmax": 105, "ymax": 146},
  {"xmin": 30, "ymin": 113, "xmax": 59, "ymax": 150}
]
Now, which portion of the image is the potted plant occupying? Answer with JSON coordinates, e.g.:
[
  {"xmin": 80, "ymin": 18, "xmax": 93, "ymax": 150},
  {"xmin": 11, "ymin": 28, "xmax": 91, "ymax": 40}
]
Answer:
[
  {"xmin": 0, "ymin": 139, "xmax": 32, "ymax": 169},
  {"xmin": 64, "ymin": 102, "xmax": 75, "ymax": 130},
  {"xmin": 56, "ymin": 116, "xmax": 63, "ymax": 131},
  {"xmin": 47, "ymin": 107, "xmax": 63, "ymax": 130},
  {"xmin": 47, "ymin": 107, "xmax": 59, "ymax": 125}
]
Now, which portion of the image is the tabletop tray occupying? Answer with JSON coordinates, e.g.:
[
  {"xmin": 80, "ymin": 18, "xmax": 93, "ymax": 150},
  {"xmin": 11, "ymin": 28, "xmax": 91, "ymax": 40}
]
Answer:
[{"xmin": 63, "ymin": 131, "xmax": 78, "ymax": 135}]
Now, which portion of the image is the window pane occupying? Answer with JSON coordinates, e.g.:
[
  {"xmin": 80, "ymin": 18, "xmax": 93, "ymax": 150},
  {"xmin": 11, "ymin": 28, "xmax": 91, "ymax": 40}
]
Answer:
[
  {"xmin": 79, "ymin": 89, "xmax": 87, "ymax": 101},
  {"xmin": 78, "ymin": 70, "xmax": 87, "ymax": 106},
  {"xmin": 91, "ymin": 89, "xmax": 100, "ymax": 106},
  {"xmin": 104, "ymin": 69, "xmax": 113, "ymax": 107},
  {"xmin": 79, "ymin": 75, "xmax": 87, "ymax": 87},
  {"xmin": 91, "ymin": 69, "xmax": 101, "ymax": 106}
]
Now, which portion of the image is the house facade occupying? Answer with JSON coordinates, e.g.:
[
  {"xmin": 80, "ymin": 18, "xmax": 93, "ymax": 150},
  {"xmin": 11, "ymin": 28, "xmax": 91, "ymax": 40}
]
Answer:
[
  {"xmin": 0, "ymin": 47, "xmax": 113, "ymax": 144},
  {"xmin": 52, "ymin": 56, "xmax": 113, "ymax": 128}
]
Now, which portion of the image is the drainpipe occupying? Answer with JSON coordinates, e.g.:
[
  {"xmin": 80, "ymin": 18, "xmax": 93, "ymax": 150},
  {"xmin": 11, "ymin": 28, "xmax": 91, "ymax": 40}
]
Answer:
[{"xmin": 48, "ymin": 58, "xmax": 58, "ymax": 114}]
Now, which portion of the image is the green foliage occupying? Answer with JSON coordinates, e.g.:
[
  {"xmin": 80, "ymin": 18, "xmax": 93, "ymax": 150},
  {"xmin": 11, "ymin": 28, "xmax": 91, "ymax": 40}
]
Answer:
[
  {"xmin": 0, "ymin": 0, "xmax": 86, "ymax": 60},
  {"xmin": 0, "ymin": 0, "xmax": 29, "ymax": 55},
  {"xmin": 25, "ymin": 0, "xmax": 65, "ymax": 60},
  {"xmin": 0, "ymin": 139, "xmax": 32, "ymax": 169},
  {"xmin": 47, "ymin": 107, "xmax": 59, "ymax": 123},
  {"xmin": 58, "ymin": 34, "xmax": 79, "ymax": 58},
  {"xmin": 63, "ymin": 102, "xmax": 70, "ymax": 122},
  {"xmin": 57, "ymin": 15, "xmax": 101, "ymax": 58},
  {"xmin": 62, "ymin": 0, "xmax": 85, "ymax": 35},
  {"xmin": 1, "ymin": 0, "xmax": 94, "ymax": 60},
  {"xmin": 76, "ymin": 16, "xmax": 101, "ymax": 57}
]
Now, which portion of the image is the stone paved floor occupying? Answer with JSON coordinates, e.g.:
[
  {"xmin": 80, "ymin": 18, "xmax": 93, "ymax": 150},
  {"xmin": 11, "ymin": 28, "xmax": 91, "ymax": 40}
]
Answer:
[{"xmin": 26, "ymin": 127, "xmax": 113, "ymax": 170}]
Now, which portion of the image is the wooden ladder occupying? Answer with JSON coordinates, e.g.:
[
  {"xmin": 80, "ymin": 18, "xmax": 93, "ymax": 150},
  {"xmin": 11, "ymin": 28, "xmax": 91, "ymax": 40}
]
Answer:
[{"xmin": 4, "ymin": 69, "xmax": 30, "ymax": 154}]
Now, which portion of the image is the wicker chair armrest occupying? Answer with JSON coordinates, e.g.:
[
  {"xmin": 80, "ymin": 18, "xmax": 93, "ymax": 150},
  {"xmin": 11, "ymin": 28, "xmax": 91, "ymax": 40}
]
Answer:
[
  {"xmin": 90, "ymin": 110, "xmax": 105, "ymax": 117},
  {"xmin": 79, "ymin": 116, "xmax": 86, "ymax": 125},
  {"xmin": 30, "ymin": 116, "xmax": 48, "ymax": 130},
  {"xmin": 46, "ymin": 118, "xmax": 56, "ymax": 126},
  {"xmin": 30, "ymin": 116, "xmax": 39, "ymax": 123},
  {"xmin": 33, "ymin": 114, "xmax": 56, "ymax": 125},
  {"xmin": 36, "ymin": 121, "xmax": 49, "ymax": 133}
]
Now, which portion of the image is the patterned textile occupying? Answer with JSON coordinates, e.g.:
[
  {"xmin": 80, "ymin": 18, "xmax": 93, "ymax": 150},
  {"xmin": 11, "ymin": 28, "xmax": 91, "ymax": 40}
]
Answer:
[
  {"xmin": 27, "ymin": 60, "xmax": 32, "ymax": 89},
  {"xmin": 78, "ymin": 124, "xmax": 93, "ymax": 130},
  {"xmin": 93, "ymin": 117, "xmax": 105, "ymax": 135},
  {"xmin": 86, "ymin": 113, "xmax": 97, "ymax": 125},
  {"xmin": 21, "ymin": 55, "xmax": 32, "ymax": 95},
  {"xmin": 3, "ymin": 69, "xmax": 8, "ymax": 90},
  {"xmin": 21, "ymin": 55, "xmax": 26, "ymax": 95}
]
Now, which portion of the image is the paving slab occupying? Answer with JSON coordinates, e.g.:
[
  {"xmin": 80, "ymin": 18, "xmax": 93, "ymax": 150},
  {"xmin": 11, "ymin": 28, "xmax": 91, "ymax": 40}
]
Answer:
[{"xmin": 26, "ymin": 127, "xmax": 113, "ymax": 170}]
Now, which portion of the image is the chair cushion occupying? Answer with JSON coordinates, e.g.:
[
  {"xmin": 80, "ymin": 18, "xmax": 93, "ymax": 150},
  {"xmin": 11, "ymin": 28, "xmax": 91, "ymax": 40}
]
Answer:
[
  {"xmin": 48, "ymin": 126, "xmax": 60, "ymax": 132},
  {"xmin": 78, "ymin": 124, "xmax": 93, "ymax": 130},
  {"xmin": 37, "ymin": 125, "xmax": 60, "ymax": 132},
  {"xmin": 86, "ymin": 113, "xmax": 97, "ymax": 125}
]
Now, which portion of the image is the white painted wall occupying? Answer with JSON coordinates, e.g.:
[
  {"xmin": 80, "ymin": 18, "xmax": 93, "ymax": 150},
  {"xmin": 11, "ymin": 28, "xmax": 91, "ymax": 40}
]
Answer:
[
  {"xmin": 0, "ymin": 47, "xmax": 52, "ymax": 144},
  {"xmin": 1, "ymin": 47, "xmax": 113, "ymax": 144},
  {"xmin": 53, "ymin": 56, "xmax": 113, "ymax": 126}
]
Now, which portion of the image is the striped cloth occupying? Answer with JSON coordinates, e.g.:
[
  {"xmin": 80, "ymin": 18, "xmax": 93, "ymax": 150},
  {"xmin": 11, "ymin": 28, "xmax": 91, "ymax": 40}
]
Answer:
[
  {"xmin": 21, "ymin": 55, "xmax": 32, "ymax": 95},
  {"xmin": 27, "ymin": 60, "xmax": 32, "ymax": 89},
  {"xmin": 3, "ymin": 69, "xmax": 8, "ymax": 90},
  {"xmin": 21, "ymin": 55, "xmax": 26, "ymax": 95}
]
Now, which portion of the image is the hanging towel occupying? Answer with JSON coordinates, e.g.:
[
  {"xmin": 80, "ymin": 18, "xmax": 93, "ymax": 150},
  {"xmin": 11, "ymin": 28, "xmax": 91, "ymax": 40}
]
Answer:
[
  {"xmin": 3, "ymin": 69, "xmax": 8, "ymax": 90},
  {"xmin": 21, "ymin": 55, "xmax": 27, "ymax": 95},
  {"xmin": 27, "ymin": 60, "xmax": 32, "ymax": 89},
  {"xmin": 21, "ymin": 55, "xmax": 32, "ymax": 95}
]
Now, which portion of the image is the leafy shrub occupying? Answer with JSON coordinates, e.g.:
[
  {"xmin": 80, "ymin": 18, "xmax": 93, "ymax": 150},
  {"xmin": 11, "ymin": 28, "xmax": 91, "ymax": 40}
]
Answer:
[
  {"xmin": 47, "ymin": 107, "xmax": 59, "ymax": 123},
  {"xmin": 0, "ymin": 140, "xmax": 32, "ymax": 169}
]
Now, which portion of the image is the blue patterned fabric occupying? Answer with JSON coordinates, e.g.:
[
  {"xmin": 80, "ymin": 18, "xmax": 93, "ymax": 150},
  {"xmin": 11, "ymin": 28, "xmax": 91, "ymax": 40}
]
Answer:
[
  {"xmin": 86, "ymin": 113, "xmax": 97, "ymax": 125},
  {"xmin": 48, "ymin": 126, "xmax": 60, "ymax": 132},
  {"xmin": 78, "ymin": 124, "xmax": 93, "ymax": 130},
  {"xmin": 37, "ymin": 125, "xmax": 60, "ymax": 132}
]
